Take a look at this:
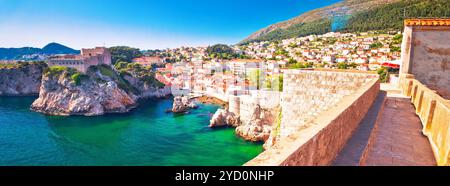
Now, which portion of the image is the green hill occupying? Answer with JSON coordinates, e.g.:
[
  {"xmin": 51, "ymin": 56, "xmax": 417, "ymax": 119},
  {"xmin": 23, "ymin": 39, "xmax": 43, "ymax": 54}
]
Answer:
[
  {"xmin": 0, "ymin": 42, "xmax": 79, "ymax": 60},
  {"xmin": 240, "ymin": 0, "xmax": 450, "ymax": 45}
]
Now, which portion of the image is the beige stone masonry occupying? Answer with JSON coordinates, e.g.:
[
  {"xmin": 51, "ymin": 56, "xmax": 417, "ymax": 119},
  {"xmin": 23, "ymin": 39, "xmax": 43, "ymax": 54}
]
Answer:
[
  {"xmin": 399, "ymin": 74, "xmax": 450, "ymax": 166},
  {"xmin": 245, "ymin": 69, "xmax": 379, "ymax": 165}
]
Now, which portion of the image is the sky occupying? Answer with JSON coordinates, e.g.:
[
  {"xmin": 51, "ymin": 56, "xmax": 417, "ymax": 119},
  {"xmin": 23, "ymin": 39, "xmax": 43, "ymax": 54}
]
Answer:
[{"xmin": 0, "ymin": 0, "xmax": 341, "ymax": 50}]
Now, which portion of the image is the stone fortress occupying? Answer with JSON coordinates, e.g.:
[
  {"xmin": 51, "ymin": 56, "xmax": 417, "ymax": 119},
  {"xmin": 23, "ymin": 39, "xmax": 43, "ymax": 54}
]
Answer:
[
  {"xmin": 47, "ymin": 47, "xmax": 112, "ymax": 73},
  {"xmin": 226, "ymin": 68, "xmax": 380, "ymax": 165},
  {"xmin": 219, "ymin": 18, "xmax": 450, "ymax": 166},
  {"xmin": 401, "ymin": 18, "xmax": 450, "ymax": 99}
]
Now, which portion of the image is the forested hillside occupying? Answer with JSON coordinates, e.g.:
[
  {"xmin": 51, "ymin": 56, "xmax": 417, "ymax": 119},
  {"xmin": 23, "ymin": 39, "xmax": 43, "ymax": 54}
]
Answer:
[{"xmin": 240, "ymin": 0, "xmax": 449, "ymax": 44}]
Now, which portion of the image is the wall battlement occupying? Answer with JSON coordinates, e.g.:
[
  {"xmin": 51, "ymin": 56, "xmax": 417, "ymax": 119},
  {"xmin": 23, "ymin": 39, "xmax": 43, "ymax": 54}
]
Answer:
[
  {"xmin": 279, "ymin": 70, "xmax": 378, "ymax": 139},
  {"xmin": 399, "ymin": 74, "xmax": 450, "ymax": 166},
  {"xmin": 401, "ymin": 19, "xmax": 450, "ymax": 99},
  {"xmin": 47, "ymin": 47, "xmax": 112, "ymax": 73},
  {"xmin": 395, "ymin": 19, "xmax": 450, "ymax": 166},
  {"xmin": 245, "ymin": 69, "xmax": 379, "ymax": 165}
]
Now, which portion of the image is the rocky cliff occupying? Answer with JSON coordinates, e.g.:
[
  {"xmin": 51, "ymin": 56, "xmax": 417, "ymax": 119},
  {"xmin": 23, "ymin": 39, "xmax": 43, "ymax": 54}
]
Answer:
[
  {"xmin": 122, "ymin": 74, "xmax": 171, "ymax": 99},
  {"xmin": 31, "ymin": 65, "xmax": 138, "ymax": 116},
  {"xmin": 0, "ymin": 62, "xmax": 47, "ymax": 96},
  {"xmin": 116, "ymin": 62, "xmax": 171, "ymax": 99}
]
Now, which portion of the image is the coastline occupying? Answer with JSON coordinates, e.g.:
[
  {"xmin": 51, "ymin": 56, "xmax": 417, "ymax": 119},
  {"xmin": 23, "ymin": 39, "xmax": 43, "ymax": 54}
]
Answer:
[
  {"xmin": 194, "ymin": 96, "xmax": 228, "ymax": 109},
  {"xmin": 0, "ymin": 96, "xmax": 263, "ymax": 165}
]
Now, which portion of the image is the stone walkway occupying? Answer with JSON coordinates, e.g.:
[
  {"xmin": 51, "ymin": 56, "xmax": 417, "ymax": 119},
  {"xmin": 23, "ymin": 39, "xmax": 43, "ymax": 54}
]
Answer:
[
  {"xmin": 363, "ymin": 93, "xmax": 436, "ymax": 166},
  {"xmin": 333, "ymin": 84, "xmax": 436, "ymax": 166},
  {"xmin": 333, "ymin": 91, "xmax": 386, "ymax": 166}
]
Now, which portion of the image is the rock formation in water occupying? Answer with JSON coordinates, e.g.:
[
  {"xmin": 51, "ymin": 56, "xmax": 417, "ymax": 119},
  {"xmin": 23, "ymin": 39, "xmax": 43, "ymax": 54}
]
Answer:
[
  {"xmin": 0, "ymin": 62, "xmax": 47, "ymax": 96},
  {"xmin": 235, "ymin": 104, "xmax": 275, "ymax": 142},
  {"xmin": 209, "ymin": 108, "xmax": 240, "ymax": 128},
  {"xmin": 172, "ymin": 96, "xmax": 198, "ymax": 113},
  {"xmin": 31, "ymin": 65, "xmax": 139, "ymax": 116},
  {"xmin": 209, "ymin": 103, "xmax": 280, "ymax": 146}
]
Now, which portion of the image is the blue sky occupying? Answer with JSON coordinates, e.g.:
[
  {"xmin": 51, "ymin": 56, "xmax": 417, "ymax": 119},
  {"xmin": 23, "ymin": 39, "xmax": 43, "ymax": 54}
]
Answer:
[{"xmin": 0, "ymin": 0, "xmax": 341, "ymax": 49}]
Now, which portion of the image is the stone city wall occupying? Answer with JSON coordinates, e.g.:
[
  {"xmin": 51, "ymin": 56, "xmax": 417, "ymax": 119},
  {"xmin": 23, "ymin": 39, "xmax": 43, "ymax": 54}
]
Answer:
[
  {"xmin": 400, "ymin": 74, "xmax": 450, "ymax": 166},
  {"xmin": 229, "ymin": 90, "xmax": 281, "ymax": 124},
  {"xmin": 279, "ymin": 70, "xmax": 378, "ymax": 138},
  {"xmin": 398, "ymin": 19, "xmax": 450, "ymax": 165},
  {"xmin": 400, "ymin": 22, "xmax": 450, "ymax": 99},
  {"xmin": 245, "ymin": 69, "xmax": 380, "ymax": 165}
]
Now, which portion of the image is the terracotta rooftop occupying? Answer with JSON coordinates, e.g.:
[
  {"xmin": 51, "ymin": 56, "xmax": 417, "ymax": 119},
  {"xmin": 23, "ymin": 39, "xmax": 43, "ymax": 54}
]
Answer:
[{"xmin": 404, "ymin": 18, "xmax": 450, "ymax": 26}]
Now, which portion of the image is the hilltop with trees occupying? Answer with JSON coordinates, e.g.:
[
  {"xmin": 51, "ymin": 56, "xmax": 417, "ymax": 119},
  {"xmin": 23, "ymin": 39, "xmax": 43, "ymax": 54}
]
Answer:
[
  {"xmin": 240, "ymin": 0, "xmax": 450, "ymax": 44},
  {"xmin": 206, "ymin": 44, "xmax": 252, "ymax": 60},
  {"xmin": 109, "ymin": 46, "xmax": 143, "ymax": 64}
]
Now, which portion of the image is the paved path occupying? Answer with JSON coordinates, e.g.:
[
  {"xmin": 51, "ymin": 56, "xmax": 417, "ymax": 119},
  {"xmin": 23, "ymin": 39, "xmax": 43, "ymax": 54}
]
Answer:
[
  {"xmin": 334, "ymin": 84, "xmax": 436, "ymax": 166},
  {"xmin": 333, "ymin": 91, "xmax": 386, "ymax": 166},
  {"xmin": 363, "ymin": 94, "xmax": 436, "ymax": 166}
]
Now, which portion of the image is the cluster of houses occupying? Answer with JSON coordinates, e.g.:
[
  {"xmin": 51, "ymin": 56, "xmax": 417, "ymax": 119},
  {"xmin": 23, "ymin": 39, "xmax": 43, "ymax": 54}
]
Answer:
[
  {"xmin": 154, "ymin": 58, "xmax": 287, "ymax": 101},
  {"xmin": 240, "ymin": 31, "xmax": 402, "ymax": 71},
  {"xmin": 132, "ymin": 56, "xmax": 165, "ymax": 67},
  {"xmin": 22, "ymin": 30, "xmax": 402, "ymax": 100},
  {"xmin": 145, "ymin": 46, "xmax": 208, "ymax": 63},
  {"xmin": 146, "ymin": 31, "xmax": 403, "ymax": 101}
]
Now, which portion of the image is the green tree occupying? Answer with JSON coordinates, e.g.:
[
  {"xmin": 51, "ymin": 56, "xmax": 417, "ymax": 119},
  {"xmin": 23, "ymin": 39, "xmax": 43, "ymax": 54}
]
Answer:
[
  {"xmin": 114, "ymin": 61, "xmax": 129, "ymax": 70},
  {"xmin": 240, "ymin": 0, "xmax": 450, "ymax": 44},
  {"xmin": 370, "ymin": 42, "xmax": 383, "ymax": 49},
  {"xmin": 109, "ymin": 46, "xmax": 143, "ymax": 64},
  {"xmin": 349, "ymin": 62, "xmax": 358, "ymax": 69},
  {"xmin": 206, "ymin": 44, "xmax": 237, "ymax": 60},
  {"xmin": 337, "ymin": 62, "xmax": 349, "ymax": 69},
  {"xmin": 377, "ymin": 67, "xmax": 389, "ymax": 83},
  {"xmin": 288, "ymin": 58, "xmax": 298, "ymax": 64}
]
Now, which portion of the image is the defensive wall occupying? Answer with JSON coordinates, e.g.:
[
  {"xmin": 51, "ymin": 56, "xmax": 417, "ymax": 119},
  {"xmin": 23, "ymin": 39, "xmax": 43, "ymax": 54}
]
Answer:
[
  {"xmin": 398, "ymin": 19, "xmax": 450, "ymax": 166},
  {"xmin": 245, "ymin": 69, "xmax": 380, "ymax": 165},
  {"xmin": 400, "ymin": 18, "xmax": 450, "ymax": 99}
]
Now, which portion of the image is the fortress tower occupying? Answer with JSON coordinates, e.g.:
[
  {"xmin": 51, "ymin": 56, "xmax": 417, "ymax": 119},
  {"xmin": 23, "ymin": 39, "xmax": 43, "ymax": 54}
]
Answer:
[
  {"xmin": 400, "ymin": 18, "xmax": 450, "ymax": 99},
  {"xmin": 47, "ymin": 47, "xmax": 112, "ymax": 73}
]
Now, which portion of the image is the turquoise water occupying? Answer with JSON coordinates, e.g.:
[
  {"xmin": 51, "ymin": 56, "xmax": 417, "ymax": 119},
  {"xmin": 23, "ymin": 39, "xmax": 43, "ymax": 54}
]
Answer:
[{"xmin": 0, "ymin": 97, "xmax": 263, "ymax": 166}]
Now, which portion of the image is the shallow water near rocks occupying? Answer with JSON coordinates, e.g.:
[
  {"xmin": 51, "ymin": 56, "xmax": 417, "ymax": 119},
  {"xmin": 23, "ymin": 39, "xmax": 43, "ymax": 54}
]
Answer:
[{"xmin": 0, "ymin": 96, "xmax": 263, "ymax": 165}]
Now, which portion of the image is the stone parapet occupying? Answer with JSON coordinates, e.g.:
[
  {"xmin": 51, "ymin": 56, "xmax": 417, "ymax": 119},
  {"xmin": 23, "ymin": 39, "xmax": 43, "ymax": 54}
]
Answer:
[
  {"xmin": 245, "ymin": 70, "xmax": 379, "ymax": 166},
  {"xmin": 279, "ymin": 70, "xmax": 378, "ymax": 138},
  {"xmin": 400, "ymin": 75, "xmax": 450, "ymax": 166},
  {"xmin": 405, "ymin": 18, "xmax": 450, "ymax": 27}
]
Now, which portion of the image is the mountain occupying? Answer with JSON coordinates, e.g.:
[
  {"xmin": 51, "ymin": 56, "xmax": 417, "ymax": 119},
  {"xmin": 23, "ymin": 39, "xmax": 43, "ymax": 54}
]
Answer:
[
  {"xmin": 41, "ymin": 42, "xmax": 79, "ymax": 55},
  {"xmin": 0, "ymin": 42, "xmax": 79, "ymax": 60},
  {"xmin": 240, "ymin": 0, "xmax": 450, "ymax": 44}
]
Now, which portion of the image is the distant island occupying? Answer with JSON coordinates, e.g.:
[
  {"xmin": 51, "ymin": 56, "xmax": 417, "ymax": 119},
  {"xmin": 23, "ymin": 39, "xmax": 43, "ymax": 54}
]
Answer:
[{"xmin": 0, "ymin": 42, "xmax": 79, "ymax": 61}]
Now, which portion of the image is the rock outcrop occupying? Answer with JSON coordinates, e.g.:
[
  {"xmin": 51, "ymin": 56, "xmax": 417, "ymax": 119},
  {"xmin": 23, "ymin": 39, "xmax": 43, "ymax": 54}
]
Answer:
[
  {"xmin": 171, "ymin": 96, "xmax": 197, "ymax": 113},
  {"xmin": 31, "ymin": 65, "xmax": 138, "ymax": 116},
  {"xmin": 122, "ymin": 74, "xmax": 171, "ymax": 99},
  {"xmin": 209, "ymin": 108, "xmax": 240, "ymax": 128},
  {"xmin": 208, "ymin": 102, "xmax": 280, "ymax": 146},
  {"xmin": 0, "ymin": 62, "xmax": 47, "ymax": 96},
  {"xmin": 235, "ymin": 105, "xmax": 275, "ymax": 142}
]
